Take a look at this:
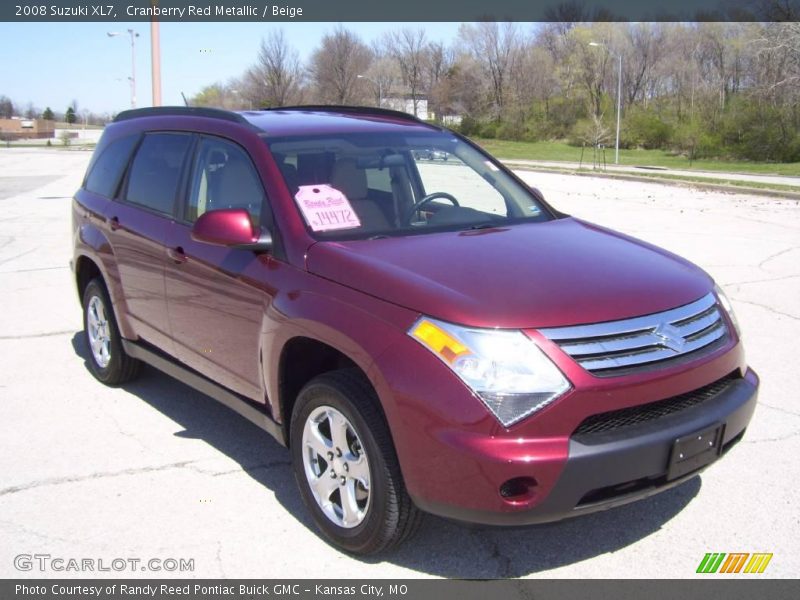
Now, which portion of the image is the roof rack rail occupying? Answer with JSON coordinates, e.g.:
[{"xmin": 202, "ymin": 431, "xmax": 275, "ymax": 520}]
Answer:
[
  {"xmin": 261, "ymin": 105, "xmax": 427, "ymax": 124},
  {"xmin": 113, "ymin": 106, "xmax": 249, "ymax": 124}
]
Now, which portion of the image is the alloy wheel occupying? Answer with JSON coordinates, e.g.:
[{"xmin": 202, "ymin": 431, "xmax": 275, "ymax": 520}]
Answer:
[{"xmin": 301, "ymin": 405, "xmax": 371, "ymax": 528}]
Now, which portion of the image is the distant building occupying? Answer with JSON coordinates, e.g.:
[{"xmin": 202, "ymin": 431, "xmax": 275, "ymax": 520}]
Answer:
[
  {"xmin": 0, "ymin": 117, "xmax": 55, "ymax": 140},
  {"xmin": 383, "ymin": 96, "xmax": 429, "ymax": 121},
  {"xmin": 442, "ymin": 115, "xmax": 463, "ymax": 127}
]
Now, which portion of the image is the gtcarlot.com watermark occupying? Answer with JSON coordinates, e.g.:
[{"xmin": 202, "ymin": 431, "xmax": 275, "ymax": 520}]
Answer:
[{"xmin": 14, "ymin": 553, "xmax": 194, "ymax": 573}]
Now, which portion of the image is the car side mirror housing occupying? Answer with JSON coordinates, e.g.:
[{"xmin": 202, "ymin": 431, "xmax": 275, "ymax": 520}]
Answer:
[{"xmin": 191, "ymin": 208, "xmax": 272, "ymax": 252}]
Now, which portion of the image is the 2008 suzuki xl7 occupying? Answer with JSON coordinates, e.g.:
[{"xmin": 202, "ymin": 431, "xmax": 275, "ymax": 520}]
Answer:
[{"xmin": 72, "ymin": 105, "xmax": 758, "ymax": 555}]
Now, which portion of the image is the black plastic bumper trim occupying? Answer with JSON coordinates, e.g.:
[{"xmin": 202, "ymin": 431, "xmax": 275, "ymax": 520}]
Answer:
[{"xmin": 413, "ymin": 369, "xmax": 758, "ymax": 526}]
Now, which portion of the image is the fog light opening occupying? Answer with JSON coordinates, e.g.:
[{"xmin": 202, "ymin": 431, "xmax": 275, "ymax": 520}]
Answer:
[{"xmin": 499, "ymin": 476, "xmax": 538, "ymax": 503}]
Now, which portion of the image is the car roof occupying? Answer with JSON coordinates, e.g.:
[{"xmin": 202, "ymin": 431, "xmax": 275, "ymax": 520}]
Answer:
[{"xmin": 113, "ymin": 105, "xmax": 441, "ymax": 137}]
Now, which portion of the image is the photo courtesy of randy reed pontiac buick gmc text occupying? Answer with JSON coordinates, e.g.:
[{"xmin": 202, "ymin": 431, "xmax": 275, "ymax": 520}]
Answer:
[{"xmin": 72, "ymin": 104, "xmax": 758, "ymax": 555}]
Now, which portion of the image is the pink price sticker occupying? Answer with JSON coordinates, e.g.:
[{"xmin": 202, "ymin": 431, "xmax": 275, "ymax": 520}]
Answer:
[{"xmin": 294, "ymin": 184, "xmax": 362, "ymax": 232}]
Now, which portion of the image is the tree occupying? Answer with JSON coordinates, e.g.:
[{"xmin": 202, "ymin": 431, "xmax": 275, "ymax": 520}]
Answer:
[
  {"xmin": 460, "ymin": 22, "xmax": 522, "ymax": 114},
  {"xmin": 309, "ymin": 26, "xmax": 372, "ymax": 104},
  {"xmin": 42, "ymin": 107, "xmax": 54, "ymax": 121},
  {"xmin": 362, "ymin": 51, "xmax": 401, "ymax": 107},
  {"xmin": 425, "ymin": 41, "xmax": 456, "ymax": 120},
  {"xmin": 177, "ymin": 21, "xmax": 800, "ymax": 162},
  {"xmin": 386, "ymin": 28, "xmax": 428, "ymax": 116},
  {"xmin": 570, "ymin": 24, "xmax": 616, "ymax": 119},
  {"xmin": 23, "ymin": 102, "xmax": 38, "ymax": 119},
  {"xmin": 246, "ymin": 30, "xmax": 303, "ymax": 108},
  {"xmin": 65, "ymin": 106, "xmax": 77, "ymax": 124},
  {"xmin": 0, "ymin": 95, "xmax": 14, "ymax": 118}
]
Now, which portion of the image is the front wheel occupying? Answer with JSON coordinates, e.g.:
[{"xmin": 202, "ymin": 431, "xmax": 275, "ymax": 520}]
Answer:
[
  {"xmin": 82, "ymin": 277, "xmax": 141, "ymax": 385},
  {"xmin": 290, "ymin": 369, "xmax": 421, "ymax": 555}
]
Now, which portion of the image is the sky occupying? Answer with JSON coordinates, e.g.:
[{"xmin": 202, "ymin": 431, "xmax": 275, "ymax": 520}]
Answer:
[{"xmin": 0, "ymin": 22, "xmax": 467, "ymax": 115}]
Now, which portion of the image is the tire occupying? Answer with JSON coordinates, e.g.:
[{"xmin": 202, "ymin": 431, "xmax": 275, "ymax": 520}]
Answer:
[
  {"xmin": 290, "ymin": 369, "xmax": 421, "ymax": 555},
  {"xmin": 82, "ymin": 277, "xmax": 141, "ymax": 386}
]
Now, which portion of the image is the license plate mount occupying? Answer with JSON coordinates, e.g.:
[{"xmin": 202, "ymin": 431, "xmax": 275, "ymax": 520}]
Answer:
[{"xmin": 667, "ymin": 423, "xmax": 725, "ymax": 480}]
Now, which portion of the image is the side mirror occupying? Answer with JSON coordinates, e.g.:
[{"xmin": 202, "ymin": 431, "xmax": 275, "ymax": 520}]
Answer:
[
  {"xmin": 529, "ymin": 185, "xmax": 545, "ymax": 201},
  {"xmin": 191, "ymin": 208, "xmax": 272, "ymax": 252}
]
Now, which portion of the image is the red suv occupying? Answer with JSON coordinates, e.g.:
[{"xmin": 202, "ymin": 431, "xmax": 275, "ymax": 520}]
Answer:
[{"xmin": 72, "ymin": 106, "xmax": 758, "ymax": 555}]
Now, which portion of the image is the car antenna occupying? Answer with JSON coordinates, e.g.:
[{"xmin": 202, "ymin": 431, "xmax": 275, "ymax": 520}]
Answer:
[{"xmin": 181, "ymin": 92, "xmax": 189, "ymax": 107}]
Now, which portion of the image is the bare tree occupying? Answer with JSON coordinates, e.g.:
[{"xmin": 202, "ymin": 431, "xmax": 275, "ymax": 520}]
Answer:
[
  {"xmin": 309, "ymin": 26, "xmax": 373, "ymax": 104},
  {"xmin": 425, "ymin": 41, "xmax": 455, "ymax": 119},
  {"xmin": 443, "ymin": 53, "xmax": 486, "ymax": 117},
  {"xmin": 460, "ymin": 22, "xmax": 522, "ymax": 114},
  {"xmin": 623, "ymin": 23, "xmax": 665, "ymax": 106},
  {"xmin": 23, "ymin": 102, "xmax": 38, "ymax": 119},
  {"xmin": 570, "ymin": 25, "xmax": 614, "ymax": 118},
  {"xmin": 245, "ymin": 30, "xmax": 303, "ymax": 108},
  {"xmin": 361, "ymin": 50, "xmax": 401, "ymax": 107},
  {"xmin": 385, "ymin": 28, "xmax": 428, "ymax": 116}
]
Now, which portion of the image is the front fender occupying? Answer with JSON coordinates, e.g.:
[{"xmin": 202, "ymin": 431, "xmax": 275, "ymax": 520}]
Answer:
[{"xmin": 262, "ymin": 278, "xmax": 418, "ymax": 425}]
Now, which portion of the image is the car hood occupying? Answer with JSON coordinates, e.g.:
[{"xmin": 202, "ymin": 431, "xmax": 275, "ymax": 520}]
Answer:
[{"xmin": 305, "ymin": 218, "xmax": 713, "ymax": 329}]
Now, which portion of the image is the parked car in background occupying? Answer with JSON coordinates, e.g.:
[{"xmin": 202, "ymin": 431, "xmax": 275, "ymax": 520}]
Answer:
[
  {"xmin": 413, "ymin": 148, "xmax": 448, "ymax": 161},
  {"xmin": 72, "ymin": 105, "xmax": 758, "ymax": 555}
]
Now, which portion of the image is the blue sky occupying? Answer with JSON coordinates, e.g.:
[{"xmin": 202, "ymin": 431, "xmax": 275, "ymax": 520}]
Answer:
[{"xmin": 0, "ymin": 22, "xmax": 466, "ymax": 115}]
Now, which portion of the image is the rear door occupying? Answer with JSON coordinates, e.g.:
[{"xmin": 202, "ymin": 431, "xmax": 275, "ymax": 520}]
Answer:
[
  {"xmin": 109, "ymin": 131, "xmax": 193, "ymax": 355},
  {"xmin": 164, "ymin": 134, "xmax": 271, "ymax": 400}
]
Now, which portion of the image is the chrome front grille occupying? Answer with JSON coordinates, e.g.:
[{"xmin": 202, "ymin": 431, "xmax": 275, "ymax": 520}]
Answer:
[{"xmin": 540, "ymin": 293, "xmax": 728, "ymax": 376}]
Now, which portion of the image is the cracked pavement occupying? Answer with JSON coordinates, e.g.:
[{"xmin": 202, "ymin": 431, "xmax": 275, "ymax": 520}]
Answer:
[{"xmin": 0, "ymin": 149, "xmax": 798, "ymax": 579}]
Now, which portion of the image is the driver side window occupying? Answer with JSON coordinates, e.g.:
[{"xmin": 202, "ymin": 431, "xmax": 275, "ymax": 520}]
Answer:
[
  {"xmin": 186, "ymin": 137, "xmax": 264, "ymax": 224},
  {"xmin": 413, "ymin": 153, "xmax": 507, "ymax": 216}
]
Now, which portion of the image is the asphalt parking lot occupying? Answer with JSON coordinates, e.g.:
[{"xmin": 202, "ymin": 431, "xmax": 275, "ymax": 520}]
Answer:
[{"xmin": 1, "ymin": 148, "xmax": 798, "ymax": 578}]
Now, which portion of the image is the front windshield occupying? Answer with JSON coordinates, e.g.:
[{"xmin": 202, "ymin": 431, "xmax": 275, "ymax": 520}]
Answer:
[{"xmin": 266, "ymin": 131, "xmax": 552, "ymax": 240}]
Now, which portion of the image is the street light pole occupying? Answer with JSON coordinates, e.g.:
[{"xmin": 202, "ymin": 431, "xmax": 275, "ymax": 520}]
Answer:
[
  {"xmin": 357, "ymin": 74, "xmax": 382, "ymax": 108},
  {"xmin": 108, "ymin": 29, "xmax": 139, "ymax": 109},
  {"xmin": 589, "ymin": 41, "xmax": 623, "ymax": 165},
  {"xmin": 615, "ymin": 52, "xmax": 622, "ymax": 165}
]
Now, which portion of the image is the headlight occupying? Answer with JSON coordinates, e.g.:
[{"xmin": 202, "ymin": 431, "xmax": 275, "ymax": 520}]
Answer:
[
  {"xmin": 714, "ymin": 283, "xmax": 741, "ymax": 337},
  {"xmin": 409, "ymin": 317, "xmax": 571, "ymax": 427}
]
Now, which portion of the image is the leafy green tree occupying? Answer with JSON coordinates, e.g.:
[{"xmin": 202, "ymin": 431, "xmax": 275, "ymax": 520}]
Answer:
[
  {"xmin": 673, "ymin": 120, "xmax": 702, "ymax": 166},
  {"xmin": 42, "ymin": 107, "xmax": 54, "ymax": 121},
  {"xmin": 65, "ymin": 106, "xmax": 76, "ymax": 125}
]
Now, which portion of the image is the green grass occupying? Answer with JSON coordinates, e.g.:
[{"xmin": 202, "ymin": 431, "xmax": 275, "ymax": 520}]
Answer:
[
  {"xmin": 472, "ymin": 138, "xmax": 800, "ymax": 177},
  {"xmin": 507, "ymin": 163, "xmax": 800, "ymax": 195}
]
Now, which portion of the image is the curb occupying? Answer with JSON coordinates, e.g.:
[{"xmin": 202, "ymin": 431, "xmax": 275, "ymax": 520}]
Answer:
[{"xmin": 503, "ymin": 162, "xmax": 800, "ymax": 201}]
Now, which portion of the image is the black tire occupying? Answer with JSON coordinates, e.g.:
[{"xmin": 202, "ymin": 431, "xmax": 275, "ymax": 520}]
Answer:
[
  {"xmin": 290, "ymin": 369, "xmax": 422, "ymax": 555},
  {"xmin": 82, "ymin": 277, "xmax": 141, "ymax": 386}
]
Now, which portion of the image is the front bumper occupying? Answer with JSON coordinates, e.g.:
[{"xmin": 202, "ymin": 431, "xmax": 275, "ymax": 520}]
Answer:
[{"xmin": 413, "ymin": 368, "xmax": 758, "ymax": 526}]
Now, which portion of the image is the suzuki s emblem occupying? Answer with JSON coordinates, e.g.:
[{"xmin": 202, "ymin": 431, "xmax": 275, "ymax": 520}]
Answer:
[{"xmin": 653, "ymin": 323, "xmax": 686, "ymax": 352}]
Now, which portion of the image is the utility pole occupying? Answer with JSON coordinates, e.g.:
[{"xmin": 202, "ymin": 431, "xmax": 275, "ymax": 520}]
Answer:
[
  {"xmin": 108, "ymin": 29, "xmax": 139, "ymax": 109},
  {"xmin": 151, "ymin": 19, "xmax": 162, "ymax": 106}
]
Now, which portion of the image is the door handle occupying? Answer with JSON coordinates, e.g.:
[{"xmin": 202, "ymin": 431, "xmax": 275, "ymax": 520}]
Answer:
[
  {"xmin": 167, "ymin": 246, "xmax": 188, "ymax": 264},
  {"xmin": 109, "ymin": 216, "xmax": 121, "ymax": 231}
]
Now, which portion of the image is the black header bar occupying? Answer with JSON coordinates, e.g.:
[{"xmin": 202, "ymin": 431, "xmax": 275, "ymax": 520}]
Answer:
[{"xmin": 3, "ymin": 0, "xmax": 799, "ymax": 22}]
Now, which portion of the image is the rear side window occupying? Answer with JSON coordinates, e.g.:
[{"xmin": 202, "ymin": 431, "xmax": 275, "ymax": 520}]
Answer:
[
  {"xmin": 84, "ymin": 134, "xmax": 139, "ymax": 198},
  {"xmin": 125, "ymin": 133, "xmax": 192, "ymax": 215}
]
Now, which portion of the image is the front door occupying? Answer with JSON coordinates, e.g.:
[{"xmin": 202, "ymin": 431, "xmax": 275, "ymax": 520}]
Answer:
[{"xmin": 164, "ymin": 135, "xmax": 271, "ymax": 400}]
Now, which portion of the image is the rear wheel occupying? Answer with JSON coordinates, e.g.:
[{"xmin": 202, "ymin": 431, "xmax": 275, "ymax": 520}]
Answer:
[
  {"xmin": 82, "ymin": 277, "xmax": 141, "ymax": 385},
  {"xmin": 290, "ymin": 369, "xmax": 421, "ymax": 555}
]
